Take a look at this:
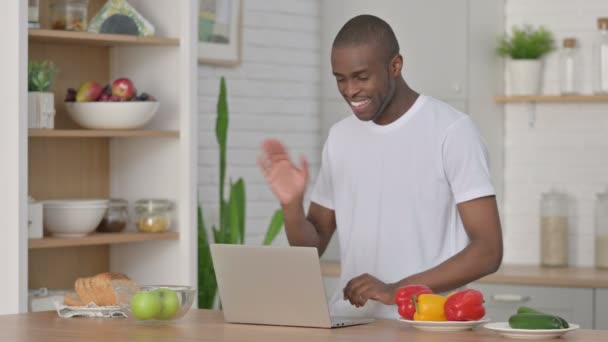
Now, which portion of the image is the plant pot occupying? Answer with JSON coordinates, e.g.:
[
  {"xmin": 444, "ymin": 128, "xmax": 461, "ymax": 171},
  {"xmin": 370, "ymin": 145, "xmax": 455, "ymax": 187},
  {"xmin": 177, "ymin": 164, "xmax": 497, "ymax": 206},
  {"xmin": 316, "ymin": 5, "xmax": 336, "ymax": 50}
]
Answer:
[
  {"xmin": 507, "ymin": 59, "xmax": 543, "ymax": 96},
  {"xmin": 28, "ymin": 92, "xmax": 55, "ymax": 129}
]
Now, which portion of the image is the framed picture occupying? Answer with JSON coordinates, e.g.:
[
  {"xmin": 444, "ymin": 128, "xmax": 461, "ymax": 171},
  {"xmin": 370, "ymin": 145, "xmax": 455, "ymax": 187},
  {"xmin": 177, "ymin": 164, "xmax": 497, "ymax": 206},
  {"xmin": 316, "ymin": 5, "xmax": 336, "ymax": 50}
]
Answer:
[{"xmin": 198, "ymin": 0, "xmax": 242, "ymax": 66}]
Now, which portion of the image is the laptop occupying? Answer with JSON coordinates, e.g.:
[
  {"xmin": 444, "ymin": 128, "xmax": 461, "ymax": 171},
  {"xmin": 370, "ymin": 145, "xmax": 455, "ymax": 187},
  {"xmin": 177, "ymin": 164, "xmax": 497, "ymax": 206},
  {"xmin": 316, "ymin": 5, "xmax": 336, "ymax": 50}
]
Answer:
[{"xmin": 210, "ymin": 244, "xmax": 374, "ymax": 328}]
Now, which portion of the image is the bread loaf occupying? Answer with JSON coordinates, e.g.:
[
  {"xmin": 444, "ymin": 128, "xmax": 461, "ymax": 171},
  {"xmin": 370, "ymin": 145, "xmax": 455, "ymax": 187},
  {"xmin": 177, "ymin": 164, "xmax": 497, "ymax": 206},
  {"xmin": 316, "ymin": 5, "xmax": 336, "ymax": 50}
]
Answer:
[
  {"xmin": 63, "ymin": 292, "xmax": 84, "ymax": 306},
  {"xmin": 66, "ymin": 272, "xmax": 138, "ymax": 306}
]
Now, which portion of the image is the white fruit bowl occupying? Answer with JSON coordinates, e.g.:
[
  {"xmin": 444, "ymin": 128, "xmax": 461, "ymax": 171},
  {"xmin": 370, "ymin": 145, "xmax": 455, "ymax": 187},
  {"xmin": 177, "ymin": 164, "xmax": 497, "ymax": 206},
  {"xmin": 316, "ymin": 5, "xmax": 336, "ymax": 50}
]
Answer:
[
  {"xmin": 43, "ymin": 199, "xmax": 109, "ymax": 237},
  {"xmin": 65, "ymin": 101, "xmax": 159, "ymax": 130}
]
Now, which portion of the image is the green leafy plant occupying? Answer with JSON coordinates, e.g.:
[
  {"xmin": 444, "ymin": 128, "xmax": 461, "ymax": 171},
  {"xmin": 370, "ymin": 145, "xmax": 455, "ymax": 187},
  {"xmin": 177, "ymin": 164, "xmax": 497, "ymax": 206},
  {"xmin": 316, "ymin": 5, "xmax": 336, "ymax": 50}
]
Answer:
[
  {"xmin": 497, "ymin": 25, "xmax": 555, "ymax": 59},
  {"xmin": 28, "ymin": 60, "xmax": 57, "ymax": 92},
  {"xmin": 197, "ymin": 77, "xmax": 285, "ymax": 309}
]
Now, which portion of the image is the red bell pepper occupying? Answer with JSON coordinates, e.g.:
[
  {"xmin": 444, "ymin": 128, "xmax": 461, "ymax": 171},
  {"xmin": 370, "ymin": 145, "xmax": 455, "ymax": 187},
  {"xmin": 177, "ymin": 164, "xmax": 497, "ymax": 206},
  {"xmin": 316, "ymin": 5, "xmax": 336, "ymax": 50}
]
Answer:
[
  {"xmin": 444, "ymin": 289, "xmax": 485, "ymax": 321},
  {"xmin": 394, "ymin": 285, "xmax": 433, "ymax": 320}
]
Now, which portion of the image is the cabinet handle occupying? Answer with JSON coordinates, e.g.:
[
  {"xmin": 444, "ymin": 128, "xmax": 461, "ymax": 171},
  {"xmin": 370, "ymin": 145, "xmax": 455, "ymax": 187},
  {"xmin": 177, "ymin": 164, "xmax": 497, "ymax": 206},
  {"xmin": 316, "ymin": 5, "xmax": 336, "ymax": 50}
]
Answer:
[{"xmin": 491, "ymin": 294, "xmax": 530, "ymax": 303}]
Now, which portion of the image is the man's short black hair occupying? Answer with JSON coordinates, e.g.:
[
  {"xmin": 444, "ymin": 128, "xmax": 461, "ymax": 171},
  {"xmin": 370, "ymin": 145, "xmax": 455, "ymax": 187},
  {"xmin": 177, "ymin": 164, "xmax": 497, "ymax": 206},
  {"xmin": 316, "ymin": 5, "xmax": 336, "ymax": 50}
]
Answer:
[{"xmin": 332, "ymin": 14, "xmax": 400, "ymax": 63}]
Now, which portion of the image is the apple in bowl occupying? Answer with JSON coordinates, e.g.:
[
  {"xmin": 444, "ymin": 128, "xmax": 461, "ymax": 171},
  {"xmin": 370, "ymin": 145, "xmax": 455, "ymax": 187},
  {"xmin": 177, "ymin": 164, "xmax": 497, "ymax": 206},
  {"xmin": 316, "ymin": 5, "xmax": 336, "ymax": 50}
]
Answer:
[{"xmin": 127, "ymin": 285, "xmax": 196, "ymax": 322}]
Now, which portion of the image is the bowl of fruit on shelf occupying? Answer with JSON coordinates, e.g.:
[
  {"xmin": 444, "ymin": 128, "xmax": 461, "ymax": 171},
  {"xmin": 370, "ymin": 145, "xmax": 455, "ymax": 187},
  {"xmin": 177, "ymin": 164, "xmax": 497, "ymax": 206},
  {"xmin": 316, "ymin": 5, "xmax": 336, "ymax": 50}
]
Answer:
[
  {"xmin": 123, "ymin": 285, "xmax": 196, "ymax": 323},
  {"xmin": 64, "ymin": 78, "xmax": 159, "ymax": 130}
]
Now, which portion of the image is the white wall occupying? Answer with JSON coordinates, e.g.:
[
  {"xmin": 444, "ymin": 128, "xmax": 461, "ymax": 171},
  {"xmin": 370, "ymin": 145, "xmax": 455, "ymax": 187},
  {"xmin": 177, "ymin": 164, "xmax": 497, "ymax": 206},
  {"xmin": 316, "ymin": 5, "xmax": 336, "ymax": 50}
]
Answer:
[
  {"xmin": 0, "ymin": 0, "xmax": 28, "ymax": 314},
  {"xmin": 503, "ymin": 0, "xmax": 608, "ymax": 266},
  {"xmin": 198, "ymin": 0, "xmax": 321, "ymax": 246}
]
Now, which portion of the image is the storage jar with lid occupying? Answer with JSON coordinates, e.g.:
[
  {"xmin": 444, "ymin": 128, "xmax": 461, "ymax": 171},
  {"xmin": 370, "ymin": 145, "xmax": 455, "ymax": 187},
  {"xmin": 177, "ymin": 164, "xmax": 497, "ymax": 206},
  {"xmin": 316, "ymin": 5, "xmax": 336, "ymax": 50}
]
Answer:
[
  {"xmin": 559, "ymin": 38, "xmax": 579, "ymax": 95},
  {"xmin": 50, "ymin": 0, "xmax": 88, "ymax": 31},
  {"xmin": 595, "ymin": 189, "xmax": 608, "ymax": 268},
  {"xmin": 96, "ymin": 199, "xmax": 128, "ymax": 233},
  {"xmin": 595, "ymin": 17, "xmax": 608, "ymax": 94},
  {"xmin": 540, "ymin": 190, "xmax": 569, "ymax": 267},
  {"xmin": 135, "ymin": 199, "xmax": 172, "ymax": 233}
]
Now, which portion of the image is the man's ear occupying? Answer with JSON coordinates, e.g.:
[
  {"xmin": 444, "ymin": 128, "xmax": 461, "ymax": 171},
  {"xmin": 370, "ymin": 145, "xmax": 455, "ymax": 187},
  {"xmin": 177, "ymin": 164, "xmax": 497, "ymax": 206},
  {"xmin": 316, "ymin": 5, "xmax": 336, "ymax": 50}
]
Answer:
[{"xmin": 390, "ymin": 54, "xmax": 403, "ymax": 76}]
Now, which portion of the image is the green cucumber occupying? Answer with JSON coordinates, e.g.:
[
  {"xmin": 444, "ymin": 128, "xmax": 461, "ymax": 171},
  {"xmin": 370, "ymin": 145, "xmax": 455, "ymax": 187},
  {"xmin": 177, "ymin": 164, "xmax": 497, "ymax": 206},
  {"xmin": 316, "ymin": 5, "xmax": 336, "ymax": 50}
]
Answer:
[
  {"xmin": 508, "ymin": 313, "xmax": 567, "ymax": 330},
  {"xmin": 516, "ymin": 306, "xmax": 569, "ymax": 328}
]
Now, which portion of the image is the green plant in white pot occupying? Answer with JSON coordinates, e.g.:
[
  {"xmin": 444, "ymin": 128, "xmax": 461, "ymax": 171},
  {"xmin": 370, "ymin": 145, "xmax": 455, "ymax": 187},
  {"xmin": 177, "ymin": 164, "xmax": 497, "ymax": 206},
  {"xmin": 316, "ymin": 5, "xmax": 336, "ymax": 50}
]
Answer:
[
  {"xmin": 497, "ymin": 25, "xmax": 555, "ymax": 95},
  {"xmin": 28, "ymin": 60, "xmax": 57, "ymax": 129},
  {"xmin": 197, "ymin": 77, "xmax": 284, "ymax": 309}
]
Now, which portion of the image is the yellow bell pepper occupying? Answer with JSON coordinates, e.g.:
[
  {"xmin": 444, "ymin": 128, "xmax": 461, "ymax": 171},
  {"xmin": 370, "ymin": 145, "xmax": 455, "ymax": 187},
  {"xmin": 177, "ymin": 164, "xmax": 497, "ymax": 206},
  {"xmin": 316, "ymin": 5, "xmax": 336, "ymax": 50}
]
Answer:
[{"xmin": 413, "ymin": 293, "xmax": 447, "ymax": 321}]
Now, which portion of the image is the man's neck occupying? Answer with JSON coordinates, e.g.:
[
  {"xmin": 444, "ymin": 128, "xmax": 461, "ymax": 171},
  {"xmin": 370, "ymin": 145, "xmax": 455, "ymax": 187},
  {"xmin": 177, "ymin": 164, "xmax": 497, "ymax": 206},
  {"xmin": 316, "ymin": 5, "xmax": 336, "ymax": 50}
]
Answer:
[{"xmin": 373, "ymin": 80, "xmax": 419, "ymax": 125}]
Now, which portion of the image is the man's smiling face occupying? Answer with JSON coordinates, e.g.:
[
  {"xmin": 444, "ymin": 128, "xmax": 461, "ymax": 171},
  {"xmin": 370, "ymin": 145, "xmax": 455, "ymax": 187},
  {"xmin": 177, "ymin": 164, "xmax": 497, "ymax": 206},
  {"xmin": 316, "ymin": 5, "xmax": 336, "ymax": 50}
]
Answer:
[{"xmin": 331, "ymin": 43, "xmax": 396, "ymax": 122}]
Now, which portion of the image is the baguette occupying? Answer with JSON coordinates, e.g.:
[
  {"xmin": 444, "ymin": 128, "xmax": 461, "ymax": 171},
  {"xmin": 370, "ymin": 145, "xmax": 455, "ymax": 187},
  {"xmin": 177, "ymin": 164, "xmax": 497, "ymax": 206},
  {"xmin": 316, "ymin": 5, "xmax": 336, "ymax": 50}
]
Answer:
[{"xmin": 72, "ymin": 272, "xmax": 138, "ymax": 306}]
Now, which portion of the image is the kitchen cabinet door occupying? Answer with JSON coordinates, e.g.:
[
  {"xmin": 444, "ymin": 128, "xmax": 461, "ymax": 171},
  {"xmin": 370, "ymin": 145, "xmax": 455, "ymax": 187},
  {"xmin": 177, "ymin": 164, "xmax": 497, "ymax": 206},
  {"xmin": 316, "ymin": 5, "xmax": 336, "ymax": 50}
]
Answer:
[
  {"xmin": 472, "ymin": 283, "xmax": 594, "ymax": 328},
  {"xmin": 595, "ymin": 289, "xmax": 608, "ymax": 329}
]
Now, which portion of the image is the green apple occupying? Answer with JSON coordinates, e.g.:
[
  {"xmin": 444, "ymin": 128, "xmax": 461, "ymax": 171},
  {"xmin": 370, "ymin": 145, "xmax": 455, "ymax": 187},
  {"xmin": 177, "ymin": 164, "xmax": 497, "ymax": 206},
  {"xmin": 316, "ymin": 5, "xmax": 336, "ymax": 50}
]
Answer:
[
  {"xmin": 130, "ymin": 290, "xmax": 162, "ymax": 320},
  {"xmin": 155, "ymin": 288, "xmax": 180, "ymax": 320}
]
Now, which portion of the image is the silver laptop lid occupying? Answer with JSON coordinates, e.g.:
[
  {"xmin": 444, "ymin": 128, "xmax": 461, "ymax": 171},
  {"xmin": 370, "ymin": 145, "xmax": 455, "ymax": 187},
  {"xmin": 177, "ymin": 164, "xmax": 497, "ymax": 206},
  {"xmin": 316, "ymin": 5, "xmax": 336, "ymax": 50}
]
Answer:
[{"xmin": 210, "ymin": 244, "xmax": 332, "ymax": 328}]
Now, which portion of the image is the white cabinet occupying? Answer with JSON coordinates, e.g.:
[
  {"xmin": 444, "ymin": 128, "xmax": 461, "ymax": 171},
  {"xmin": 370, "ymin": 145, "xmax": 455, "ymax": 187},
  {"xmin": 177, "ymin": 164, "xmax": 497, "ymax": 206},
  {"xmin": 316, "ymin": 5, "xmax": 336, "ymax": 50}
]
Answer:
[{"xmin": 473, "ymin": 283, "xmax": 594, "ymax": 329}]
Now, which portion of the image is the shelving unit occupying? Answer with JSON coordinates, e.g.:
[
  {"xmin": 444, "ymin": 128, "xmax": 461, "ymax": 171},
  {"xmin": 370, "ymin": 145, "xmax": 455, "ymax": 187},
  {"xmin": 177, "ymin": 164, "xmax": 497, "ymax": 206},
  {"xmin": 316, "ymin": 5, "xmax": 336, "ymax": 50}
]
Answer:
[
  {"xmin": 23, "ymin": 0, "xmax": 197, "ymax": 295},
  {"xmin": 29, "ymin": 129, "xmax": 179, "ymax": 138},
  {"xmin": 29, "ymin": 232, "xmax": 179, "ymax": 249},
  {"xmin": 495, "ymin": 94, "xmax": 608, "ymax": 103}
]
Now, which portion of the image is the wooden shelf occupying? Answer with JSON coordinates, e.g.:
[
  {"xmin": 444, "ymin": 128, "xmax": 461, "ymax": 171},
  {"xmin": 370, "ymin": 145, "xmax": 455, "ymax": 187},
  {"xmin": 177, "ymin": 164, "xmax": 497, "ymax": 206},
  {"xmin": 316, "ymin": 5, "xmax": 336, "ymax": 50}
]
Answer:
[
  {"xmin": 28, "ymin": 29, "xmax": 179, "ymax": 47},
  {"xmin": 29, "ymin": 231, "xmax": 179, "ymax": 249},
  {"xmin": 496, "ymin": 94, "xmax": 608, "ymax": 103},
  {"xmin": 29, "ymin": 129, "xmax": 179, "ymax": 138}
]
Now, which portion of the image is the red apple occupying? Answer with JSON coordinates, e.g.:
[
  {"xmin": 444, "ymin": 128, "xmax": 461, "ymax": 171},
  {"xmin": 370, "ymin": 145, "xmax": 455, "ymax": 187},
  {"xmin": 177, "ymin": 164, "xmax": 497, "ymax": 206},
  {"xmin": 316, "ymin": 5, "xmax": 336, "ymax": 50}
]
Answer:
[
  {"xmin": 75, "ymin": 81, "xmax": 103, "ymax": 102},
  {"xmin": 111, "ymin": 78, "xmax": 136, "ymax": 100}
]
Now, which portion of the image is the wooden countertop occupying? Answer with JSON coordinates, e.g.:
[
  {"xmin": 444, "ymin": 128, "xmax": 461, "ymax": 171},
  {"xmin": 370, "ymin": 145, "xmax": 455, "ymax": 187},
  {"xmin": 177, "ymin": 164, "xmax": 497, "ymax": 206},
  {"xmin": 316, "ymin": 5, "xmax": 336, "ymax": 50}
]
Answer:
[
  {"xmin": 0, "ymin": 309, "xmax": 604, "ymax": 341},
  {"xmin": 320, "ymin": 261, "xmax": 608, "ymax": 288}
]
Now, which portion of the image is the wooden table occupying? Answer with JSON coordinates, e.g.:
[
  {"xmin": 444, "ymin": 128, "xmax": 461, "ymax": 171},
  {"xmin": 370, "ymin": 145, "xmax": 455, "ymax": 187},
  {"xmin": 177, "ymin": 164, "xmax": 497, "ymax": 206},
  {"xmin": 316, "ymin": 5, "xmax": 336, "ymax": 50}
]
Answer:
[{"xmin": 0, "ymin": 309, "xmax": 606, "ymax": 341}]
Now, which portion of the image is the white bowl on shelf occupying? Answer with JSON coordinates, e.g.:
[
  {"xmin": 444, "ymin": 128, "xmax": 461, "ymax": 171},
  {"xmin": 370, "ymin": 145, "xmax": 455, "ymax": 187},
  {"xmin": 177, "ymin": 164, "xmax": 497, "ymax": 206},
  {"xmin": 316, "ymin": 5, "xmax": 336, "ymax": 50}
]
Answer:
[
  {"xmin": 42, "ymin": 199, "xmax": 109, "ymax": 237},
  {"xmin": 65, "ymin": 101, "xmax": 159, "ymax": 130}
]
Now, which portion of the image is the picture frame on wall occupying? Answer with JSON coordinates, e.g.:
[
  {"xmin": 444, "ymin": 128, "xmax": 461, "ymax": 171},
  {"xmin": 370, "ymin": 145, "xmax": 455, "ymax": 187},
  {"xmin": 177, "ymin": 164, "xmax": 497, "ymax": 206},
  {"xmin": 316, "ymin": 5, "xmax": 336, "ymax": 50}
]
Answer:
[{"xmin": 198, "ymin": 0, "xmax": 242, "ymax": 66}]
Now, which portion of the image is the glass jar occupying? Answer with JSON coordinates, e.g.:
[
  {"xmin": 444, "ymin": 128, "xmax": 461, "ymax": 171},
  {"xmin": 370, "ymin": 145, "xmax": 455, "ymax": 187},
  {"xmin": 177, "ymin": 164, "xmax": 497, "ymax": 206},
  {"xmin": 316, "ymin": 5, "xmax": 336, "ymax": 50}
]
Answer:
[
  {"xmin": 595, "ymin": 190, "xmax": 608, "ymax": 269},
  {"xmin": 595, "ymin": 17, "xmax": 608, "ymax": 94},
  {"xmin": 29, "ymin": 0, "xmax": 40, "ymax": 29},
  {"xmin": 96, "ymin": 199, "xmax": 128, "ymax": 233},
  {"xmin": 559, "ymin": 38, "xmax": 579, "ymax": 95},
  {"xmin": 50, "ymin": 0, "xmax": 88, "ymax": 31},
  {"xmin": 135, "ymin": 199, "xmax": 172, "ymax": 233},
  {"xmin": 540, "ymin": 190, "xmax": 569, "ymax": 267}
]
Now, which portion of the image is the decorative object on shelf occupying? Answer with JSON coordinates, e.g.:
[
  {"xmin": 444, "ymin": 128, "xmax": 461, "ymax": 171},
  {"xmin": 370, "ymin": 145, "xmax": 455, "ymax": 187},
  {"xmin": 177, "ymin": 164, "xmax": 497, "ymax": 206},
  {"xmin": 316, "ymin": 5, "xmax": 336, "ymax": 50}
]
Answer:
[
  {"xmin": 595, "ymin": 188, "xmax": 608, "ymax": 269},
  {"xmin": 27, "ymin": 60, "xmax": 57, "ymax": 129},
  {"xmin": 497, "ymin": 25, "xmax": 555, "ymax": 96},
  {"xmin": 594, "ymin": 17, "xmax": 608, "ymax": 94},
  {"xmin": 540, "ymin": 190, "xmax": 569, "ymax": 267},
  {"xmin": 198, "ymin": 0, "xmax": 242, "ymax": 66},
  {"xmin": 198, "ymin": 77, "xmax": 284, "ymax": 309},
  {"xmin": 50, "ymin": 0, "xmax": 89, "ymax": 31},
  {"xmin": 96, "ymin": 199, "xmax": 128, "ymax": 233},
  {"xmin": 88, "ymin": 0, "xmax": 155, "ymax": 36},
  {"xmin": 559, "ymin": 38, "xmax": 579, "ymax": 95},
  {"xmin": 28, "ymin": 0, "xmax": 40, "ymax": 28},
  {"xmin": 134, "ymin": 199, "xmax": 172, "ymax": 233},
  {"xmin": 28, "ymin": 196, "xmax": 43, "ymax": 239}
]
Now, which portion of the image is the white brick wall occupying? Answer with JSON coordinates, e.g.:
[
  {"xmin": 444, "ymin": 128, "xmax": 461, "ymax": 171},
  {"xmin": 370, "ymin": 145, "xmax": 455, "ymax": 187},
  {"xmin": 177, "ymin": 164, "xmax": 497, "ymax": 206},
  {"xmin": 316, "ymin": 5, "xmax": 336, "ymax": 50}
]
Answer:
[
  {"xmin": 504, "ymin": 0, "xmax": 608, "ymax": 266},
  {"xmin": 197, "ymin": 0, "xmax": 321, "ymax": 245}
]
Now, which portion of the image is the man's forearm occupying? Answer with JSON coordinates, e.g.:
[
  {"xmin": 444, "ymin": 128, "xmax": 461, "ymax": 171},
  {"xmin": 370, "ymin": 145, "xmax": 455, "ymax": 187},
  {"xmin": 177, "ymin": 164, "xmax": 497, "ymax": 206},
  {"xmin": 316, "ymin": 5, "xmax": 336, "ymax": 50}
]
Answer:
[
  {"xmin": 395, "ymin": 240, "xmax": 502, "ymax": 293},
  {"xmin": 281, "ymin": 201, "xmax": 322, "ymax": 250}
]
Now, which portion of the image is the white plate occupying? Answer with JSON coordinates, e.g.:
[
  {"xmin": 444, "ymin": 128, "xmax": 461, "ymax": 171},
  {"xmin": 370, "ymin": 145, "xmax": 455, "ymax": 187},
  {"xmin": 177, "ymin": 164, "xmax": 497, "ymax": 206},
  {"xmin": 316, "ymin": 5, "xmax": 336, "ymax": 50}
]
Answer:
[
  {"xmin": 483, "ymin": 322, "xmax": 579, "ymax": 339},
  {"xmin": 398, "ymin": 318, "xmax": 490, "ymax": 331}
]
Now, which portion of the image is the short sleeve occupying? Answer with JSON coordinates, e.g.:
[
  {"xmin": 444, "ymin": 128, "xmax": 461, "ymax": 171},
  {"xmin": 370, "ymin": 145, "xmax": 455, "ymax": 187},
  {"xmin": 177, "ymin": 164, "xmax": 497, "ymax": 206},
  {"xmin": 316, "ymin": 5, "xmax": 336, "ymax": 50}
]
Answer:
[
  {"xmin": 442, "ymin": 116, "xmax": 495, "ymax": 204},
  {"xmin": 310, "ymin": 138, "xmax": 335, "ymax": 209}
]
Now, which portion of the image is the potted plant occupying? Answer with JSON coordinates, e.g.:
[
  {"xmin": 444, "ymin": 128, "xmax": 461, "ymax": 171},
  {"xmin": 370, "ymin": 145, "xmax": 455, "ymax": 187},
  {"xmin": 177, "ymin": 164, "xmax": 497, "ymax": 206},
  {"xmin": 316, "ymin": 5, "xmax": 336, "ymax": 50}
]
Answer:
[
  {"xmin": 198, "ymin": 77, "xmax": 284, "ymax": 309},
  {"xmin": 28, "ymin": 60, "xmax": 57, "ymax": 128},
  {"xmin": 497, "ymin": 25, "xmax": 555, "ymax": 95}
]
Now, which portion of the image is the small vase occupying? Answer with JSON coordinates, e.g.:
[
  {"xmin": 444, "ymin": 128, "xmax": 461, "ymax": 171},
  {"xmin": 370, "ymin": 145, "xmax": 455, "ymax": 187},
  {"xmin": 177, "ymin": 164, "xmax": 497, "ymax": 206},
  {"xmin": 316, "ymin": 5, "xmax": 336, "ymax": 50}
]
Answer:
[
  {"xmin": 508, "ymin": 59, "xmax": 543, "ymax": 96},
  {"xmin": 28, "ymin": 92, "xmax": 55, "ymax": 129}
]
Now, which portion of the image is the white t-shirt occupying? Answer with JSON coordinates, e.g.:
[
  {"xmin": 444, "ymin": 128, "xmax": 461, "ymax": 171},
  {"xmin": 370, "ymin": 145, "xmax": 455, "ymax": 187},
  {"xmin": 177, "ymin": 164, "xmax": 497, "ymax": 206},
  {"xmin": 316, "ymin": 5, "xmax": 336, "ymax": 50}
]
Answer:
[{"xmin": 310, "ymin": 95, "xmax": 495, "ymax": 319}]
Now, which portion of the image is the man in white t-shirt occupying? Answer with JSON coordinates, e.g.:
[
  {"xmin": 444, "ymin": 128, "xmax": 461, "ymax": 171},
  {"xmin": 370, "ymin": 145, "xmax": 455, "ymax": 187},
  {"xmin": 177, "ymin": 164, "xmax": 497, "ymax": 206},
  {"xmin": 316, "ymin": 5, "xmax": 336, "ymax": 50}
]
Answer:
[{"xmin": 257, "ymin": 14, "xmax": 503, "ymax": 319}]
